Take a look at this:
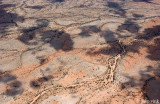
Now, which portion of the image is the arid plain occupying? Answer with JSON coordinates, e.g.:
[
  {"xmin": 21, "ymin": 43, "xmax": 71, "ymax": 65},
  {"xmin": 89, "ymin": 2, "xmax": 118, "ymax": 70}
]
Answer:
[{"xmin": 0, "ymin": 0, "xmax": 160, "ymax": 104}]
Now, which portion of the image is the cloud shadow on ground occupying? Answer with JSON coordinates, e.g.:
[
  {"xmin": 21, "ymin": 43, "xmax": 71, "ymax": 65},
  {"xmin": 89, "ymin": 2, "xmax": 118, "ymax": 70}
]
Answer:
[
  {"xmin": 0, "ymin": 71, "xmax": 23, "ymax": 96},
  {"xmin": 0, "ymin": 1, "xmax": 24, "ymax": 38},
  {"xmin": 121, "ymin": 25, "xmax": 160, "ymax": 101}
]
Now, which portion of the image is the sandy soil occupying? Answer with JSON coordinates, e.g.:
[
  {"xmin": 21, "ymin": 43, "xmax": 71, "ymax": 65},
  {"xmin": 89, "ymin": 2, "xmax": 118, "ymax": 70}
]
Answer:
[{"xmin": 0, "ymin": 0, "xmax": 160, "ymax": 104}]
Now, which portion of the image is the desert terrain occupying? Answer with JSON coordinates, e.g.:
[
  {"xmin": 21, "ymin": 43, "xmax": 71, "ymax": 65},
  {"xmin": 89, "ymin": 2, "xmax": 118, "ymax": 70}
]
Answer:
[{"xmin": 0, "ymin": 0, "xmax": 160, "ymax": 104}]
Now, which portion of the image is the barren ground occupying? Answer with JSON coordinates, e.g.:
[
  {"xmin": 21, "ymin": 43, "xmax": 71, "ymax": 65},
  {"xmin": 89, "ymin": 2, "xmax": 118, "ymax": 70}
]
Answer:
[{"xmin": 0, "ymin": 0, "xmax": 160, "ymax": 104}]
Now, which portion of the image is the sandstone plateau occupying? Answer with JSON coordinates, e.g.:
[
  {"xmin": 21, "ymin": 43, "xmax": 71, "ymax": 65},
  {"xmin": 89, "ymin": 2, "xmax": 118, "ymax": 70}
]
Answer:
[{"xmin": 0, "ymin": 0, "xmax": 160, "ymax": 104}]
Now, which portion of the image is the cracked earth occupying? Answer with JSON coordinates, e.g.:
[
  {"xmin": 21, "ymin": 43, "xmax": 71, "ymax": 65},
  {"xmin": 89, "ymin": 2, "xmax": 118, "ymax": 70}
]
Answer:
[{"xmin": 0, "ymin": 0, "xmax": 160, "ymax": 104}]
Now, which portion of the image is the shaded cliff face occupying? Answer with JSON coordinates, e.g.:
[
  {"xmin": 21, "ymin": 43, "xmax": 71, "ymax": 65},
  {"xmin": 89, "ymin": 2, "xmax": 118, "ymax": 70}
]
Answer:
[{"xmin": 0, "ymin": 0, "xmax": 160, "ymax": 103}]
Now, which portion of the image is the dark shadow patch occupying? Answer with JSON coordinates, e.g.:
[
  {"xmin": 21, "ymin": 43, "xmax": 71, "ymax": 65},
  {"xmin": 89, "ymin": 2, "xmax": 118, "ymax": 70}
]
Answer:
[
  {"xmin": 45, "ymin": 68, "xmax": 50, "ymax": 71},
  {"xmin": 107, "ymin": 2, "xmax": 121, "ymax": 8},
  {"xmin": 17, "ymin": 19, "xmax": 73, "ymax": 52},
  {"xmin": 125, "ymin": 41, "xmax": 146, "ymax": 54},
  {"xmin": 49, "ymin": 31, "xmax": 74, "ymax": 51},
  {"xmin": 133, "ymin": 0, "xmax": 152, "ymax": 3},
  {"xmin": 122, "ymin": 65, "xmax": 160, "ymax": 101},
  {"xmin": 5, "ymin": 88, "xmax": 23, "ymax": 96},
  {"xmin": 30, "ymin": 81, "xmax": 41, "ymax": 88},
  {"xmin": 106, "ymin": 2, "xmax": 126, "ymax": 17},
  {"xmin": 36, "ymin": 19, "xmax": 49, "ymax": 27},
  {"xmin": 18, "ymin": 33, "xmax": 36, "ymax": 45},
  {"xmin": 132, "ymin": 13, "xmax": 144, "ymax": 18},
  {"xmin": 0, "ymin": 1, "xmax": 24, "ymax": 38},
  {"xmin": 143, "ymin": 76, "xmax": 160, "ymax": 101},
  {"xmin": 0, "ymin": 73, "xmax": 17, "ymax": 83},
  {"xmin": 21, "ymin": 19, "xmax": 49, "ymax": 33},
  {"xmin": 133, "ymin": 0, "xmax": 160, "ymax": 5},
  {"xmin": 0, "ymin": 3, "xmax": 16, "ymax": 17},
  {"xmin": 37, "ymin": 76, "xmax": 53, "ymax": 82},
  {"xmin": 100, "ymin": 30, "xmax": 116, "ymax": 42},
  {"xmin": 79, "ymin": 25, "xmax": 100, "ymax": 37},
  {"xmin": 9, "ymin": 81, "xmax": 22, "ymax": 88},
  {"xmin": 18, "ymin": 20, "xmax": 50, "ymax": 45},
  {"xmin": 86, "ymin": 40, "xmax": 123, "ymax": 56},
  {"xmin": 20, "ymin": 19, "xmax": 49, "ymax": 36},
  {"xmin": 36, "ymin": 56, "xmax": 48, "ymax": 65},
  {"xmin": 137, "ymin": 25, "xmax": 160, "ymax": 40},
  {"xmin": 5, "ymin": 80, "xmax": 23, "ymax": 96},
  {"xmin": 40, "ymin": 58, "xmax": 47, "ymax": 65},
  {"xmin": 147, "ymin": 38, "xmax": 160, "ymax": 61},
  {"xmin": 30, "ymin": 75, "xmax": 53, "ymax": 89},
  {"xmin": 118, "ymin": 19, "xmax": 141, "ymax": 33},
  {"xmin": 142, "ymin": 36, "xmax": 160, "ymax": 100},
  {"xmin": 86, "ymin": 36, "xmax": 146, "ymax": 57},
  {"xmin": 120, "ymin": 28, "xmax": 160, "ymax": 101},
  {"xmin": 25, "ymin": 6, "xmax": 44, "ymax": 9},
  {"xmin": 48, "ymin": 0, "xmax": 65, "ymax": 3},
  {"xmin": 0, "ymin": 71, "xmax": 23, "ymax": 96}
]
